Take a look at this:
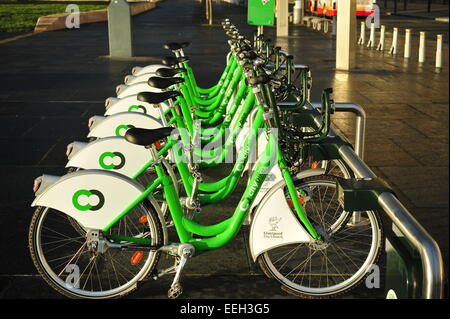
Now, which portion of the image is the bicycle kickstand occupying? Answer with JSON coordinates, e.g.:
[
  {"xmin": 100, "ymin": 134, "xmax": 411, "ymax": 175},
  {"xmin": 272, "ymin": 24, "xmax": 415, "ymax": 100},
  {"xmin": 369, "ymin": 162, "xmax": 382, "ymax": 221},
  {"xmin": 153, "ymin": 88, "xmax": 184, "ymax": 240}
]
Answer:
[{"xmin": 168, "ymin": 243, "xmax": 195, "ymax": 299}]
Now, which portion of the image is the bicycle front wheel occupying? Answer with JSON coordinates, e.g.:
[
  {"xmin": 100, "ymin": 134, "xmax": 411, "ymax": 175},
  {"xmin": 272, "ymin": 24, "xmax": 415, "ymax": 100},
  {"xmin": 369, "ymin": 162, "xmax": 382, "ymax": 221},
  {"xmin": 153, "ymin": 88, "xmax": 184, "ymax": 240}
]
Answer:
[{"xmin": 258, "ymin": 175, "xmax": 384, "ymax": 298}]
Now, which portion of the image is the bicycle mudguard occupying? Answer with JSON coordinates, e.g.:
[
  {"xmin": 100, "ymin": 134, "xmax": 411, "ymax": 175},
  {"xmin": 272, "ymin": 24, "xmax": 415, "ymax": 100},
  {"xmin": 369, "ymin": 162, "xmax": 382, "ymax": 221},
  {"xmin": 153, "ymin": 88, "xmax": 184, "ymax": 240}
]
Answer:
[
  {"xmin": 249, "ymin": 164, "xmax": 284, "ymax": 212},
  {"xmin": 34, "ymin": 174, "xmax": 61, "ymax": 197},
  {"xmin": 87, "ymin": 112, "xmax": 162, "ymax": 139},
  {"xmin": 132, "ymin": 64, "xmax": 168, "ymax": 76},
  {"xmin": 251, "ymin": 167, "xmax": 327, "ymax": 214},
  {"xmin": 32, "ymin": 170, "xmax": 166, "ymax": 234},
  {"xmin": 66, "ymin": 141, "xmax": 88, "ymax": 160},
  {"xmin": 104, "ymin": 96, "xmax": 168, "ymax": 118},
  {"xmin": 66, "ymin": 137, "xmax": 152, "ymax": 178},
  {"xmin": 248, "ymin": 168, "xmax": 326, "ymax": 261},
  {"xmin": 116, "ymin": 82, "xmax": 162, "ymax": 99}
]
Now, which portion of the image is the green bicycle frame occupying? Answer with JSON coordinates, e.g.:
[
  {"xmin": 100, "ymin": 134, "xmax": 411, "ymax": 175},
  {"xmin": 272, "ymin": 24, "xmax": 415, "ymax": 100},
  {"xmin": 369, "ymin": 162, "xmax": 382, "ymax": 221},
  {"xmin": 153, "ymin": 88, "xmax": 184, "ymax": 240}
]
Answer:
[
  {"xmin": 167, "ymin": 83, "xmax": 256, "ymax": 161},
  {"xmin": 183, "ymin": 54, "xmax": 237, "ymax": 99},
  {"xmin": 146, "ymin": 100, "xmax": 262, "ymax": 200},
  {"xmin": 168, "ymin": 60, "xmax": 243, "ymax": 130},
  {"xmin": 128, "ymin": 91, "xmax": 258, "ymax": 202},
  {"xmin": 181, "ymin": 57, "xmax": 237, "ymax": 104},
  {"xmin": 103, "ymin": 126, "xmax": 320, "ymax": 251}
]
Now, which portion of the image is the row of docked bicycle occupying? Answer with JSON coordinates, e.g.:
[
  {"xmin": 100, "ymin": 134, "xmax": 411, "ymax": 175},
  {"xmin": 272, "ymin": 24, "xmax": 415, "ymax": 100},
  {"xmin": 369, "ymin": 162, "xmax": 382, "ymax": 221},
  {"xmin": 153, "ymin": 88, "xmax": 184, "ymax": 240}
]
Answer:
[{"xmin": 29, "ymin": 19, "xmax": 383, "ymax": 299}]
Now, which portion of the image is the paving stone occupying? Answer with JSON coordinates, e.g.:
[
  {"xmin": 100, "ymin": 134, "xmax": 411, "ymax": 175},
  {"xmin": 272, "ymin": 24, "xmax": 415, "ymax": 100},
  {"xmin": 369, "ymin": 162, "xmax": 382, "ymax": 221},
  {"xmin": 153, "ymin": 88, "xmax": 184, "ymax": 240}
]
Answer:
[
  {"xmin": 364, "ymin": 142, "xmax": 423, "ymax": 167},
  {"xmin": 389, "ymin": 136, "xmax": 449, "ymax": 165},
  {"xmin": 408, "ymin": 102, "xmax": 450, "ymax": 121},
  {"xmin": 0, "ymin": 101, "xmax": 97, "ymax": 117},
  {"xmin": 378, "ymin": 166, "xmax": 449, "ymax": 208},
  {"xmin": 0, "ymin": 138, "xmax": 62, "ymax": 166}
]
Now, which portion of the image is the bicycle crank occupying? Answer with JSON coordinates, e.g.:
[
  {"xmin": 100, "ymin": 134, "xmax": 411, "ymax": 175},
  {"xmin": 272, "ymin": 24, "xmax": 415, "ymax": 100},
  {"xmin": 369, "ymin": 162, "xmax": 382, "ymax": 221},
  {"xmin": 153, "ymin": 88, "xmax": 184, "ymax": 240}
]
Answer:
[{"xmin": 167, "ymin": 243, "xmax": 195, "ymax": 299}]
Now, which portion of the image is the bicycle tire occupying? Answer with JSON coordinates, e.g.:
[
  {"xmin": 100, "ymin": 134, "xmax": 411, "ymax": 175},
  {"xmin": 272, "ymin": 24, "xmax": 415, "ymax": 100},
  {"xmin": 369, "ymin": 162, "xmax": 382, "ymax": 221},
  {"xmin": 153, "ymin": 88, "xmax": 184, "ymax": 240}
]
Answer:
[{"xmin": 28, "ymin": 200, "xmax": 163, "ymax": 299}]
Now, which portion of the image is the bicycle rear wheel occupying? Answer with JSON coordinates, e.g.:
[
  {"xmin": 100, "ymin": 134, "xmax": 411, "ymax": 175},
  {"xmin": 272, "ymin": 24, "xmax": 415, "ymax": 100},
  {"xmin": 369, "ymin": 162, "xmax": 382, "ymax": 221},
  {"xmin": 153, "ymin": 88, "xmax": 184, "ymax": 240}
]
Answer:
[
  {"xmin": 29, "ymin": 201, "xmax": 163, "ymax": 299},
  {"xmin": 258, "ymin": 175, "xmax": 383, "ymax": 298}
]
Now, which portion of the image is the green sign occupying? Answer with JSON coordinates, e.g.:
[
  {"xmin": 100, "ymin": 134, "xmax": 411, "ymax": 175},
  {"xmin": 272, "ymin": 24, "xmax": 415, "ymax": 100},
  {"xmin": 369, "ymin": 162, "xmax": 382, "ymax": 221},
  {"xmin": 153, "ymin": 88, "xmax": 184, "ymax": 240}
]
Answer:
[{"xmin": 247, "ymin": 0, "xmax": 275, "ymax": 26}]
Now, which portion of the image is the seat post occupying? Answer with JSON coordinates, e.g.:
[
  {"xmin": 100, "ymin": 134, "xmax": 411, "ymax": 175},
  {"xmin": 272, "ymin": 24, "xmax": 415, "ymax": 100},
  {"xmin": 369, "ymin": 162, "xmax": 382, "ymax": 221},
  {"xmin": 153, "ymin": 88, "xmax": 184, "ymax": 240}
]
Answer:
[{"xmin": 156, "ymin": 103, "xmax": 175, "ymax": 163}]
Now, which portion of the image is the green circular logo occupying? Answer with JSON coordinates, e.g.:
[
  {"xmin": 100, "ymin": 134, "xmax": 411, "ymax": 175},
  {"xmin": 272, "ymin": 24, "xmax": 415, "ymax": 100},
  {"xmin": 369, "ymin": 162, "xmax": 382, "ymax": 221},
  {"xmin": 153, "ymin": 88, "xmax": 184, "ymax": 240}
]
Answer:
[
  {"xmin": 72, "ymin": 189, "xmax": 105, "ymax": 211},
  {"xmin": 115, "ymin": 124, "xmax": 135, "ymax": 137},
  {"xmin": 99, "ymin": 151, "xmax": 126, "ymax": 170},
  {"xmin": 128, "ymin": 105, "xmax": 147, "ymax": 114}
]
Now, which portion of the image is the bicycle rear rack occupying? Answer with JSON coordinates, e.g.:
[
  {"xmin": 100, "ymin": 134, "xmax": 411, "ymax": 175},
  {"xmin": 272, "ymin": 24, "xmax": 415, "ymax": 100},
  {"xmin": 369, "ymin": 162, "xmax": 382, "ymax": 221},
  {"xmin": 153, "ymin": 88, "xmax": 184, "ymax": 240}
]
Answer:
[{"xmin": 277, "ymin": 100, "xmax": 445, "ymax": 299}]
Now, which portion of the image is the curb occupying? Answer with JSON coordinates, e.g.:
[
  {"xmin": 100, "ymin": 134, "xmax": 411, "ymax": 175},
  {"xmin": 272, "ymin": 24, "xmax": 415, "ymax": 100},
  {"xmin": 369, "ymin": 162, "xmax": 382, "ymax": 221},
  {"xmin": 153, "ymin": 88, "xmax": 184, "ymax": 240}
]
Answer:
[
  {"xmin": 34, "ymin": 2, "xmax": 156, "ymax": 33},
  {"xmin": 435, "ymin": 17, "xmax": 449, "ymax": 23},
  {"xmin": 0, "ymin": 32, "xmax": 35, "ymax": 45}
]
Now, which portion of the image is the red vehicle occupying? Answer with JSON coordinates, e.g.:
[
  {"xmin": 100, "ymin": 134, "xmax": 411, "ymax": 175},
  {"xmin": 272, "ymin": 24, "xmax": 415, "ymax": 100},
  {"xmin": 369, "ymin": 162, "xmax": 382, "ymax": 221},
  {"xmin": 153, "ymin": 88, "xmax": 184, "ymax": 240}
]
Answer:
[{"xmin": 306, "ymin": 0, "xmax": 376, "ymax": 17}]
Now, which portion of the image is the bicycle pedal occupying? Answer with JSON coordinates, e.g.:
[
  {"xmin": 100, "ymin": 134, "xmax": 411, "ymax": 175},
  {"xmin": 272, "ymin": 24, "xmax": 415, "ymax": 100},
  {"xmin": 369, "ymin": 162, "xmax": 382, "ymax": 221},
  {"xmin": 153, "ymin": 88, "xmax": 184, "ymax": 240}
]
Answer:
[{"xmin": 168, "ymin": 283, "xmax": 183, "ymax": 299}]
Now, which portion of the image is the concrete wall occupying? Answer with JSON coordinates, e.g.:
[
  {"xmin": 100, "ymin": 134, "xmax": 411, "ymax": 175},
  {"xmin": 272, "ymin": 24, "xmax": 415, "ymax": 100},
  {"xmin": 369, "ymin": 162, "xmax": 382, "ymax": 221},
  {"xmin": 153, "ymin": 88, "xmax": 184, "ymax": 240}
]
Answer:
[{"xmin": 34, "ymin": 1, "xmax": 156, "ymax": 33}]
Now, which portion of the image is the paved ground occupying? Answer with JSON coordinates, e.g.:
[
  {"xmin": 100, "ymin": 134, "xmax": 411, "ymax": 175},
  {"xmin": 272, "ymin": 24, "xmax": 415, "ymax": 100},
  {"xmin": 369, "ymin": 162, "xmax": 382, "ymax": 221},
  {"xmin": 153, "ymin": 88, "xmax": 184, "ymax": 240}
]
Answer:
[
  {"xmin": 0, "ymin": 0, "xmax": 447, "ymax": 299},
  {"xmin": 379, "ymin": 13, "xmax": 449, "ymax": 43},
  {"xmin": 382, "ymin": 0, "xmax": 449, "ymax": 19}
]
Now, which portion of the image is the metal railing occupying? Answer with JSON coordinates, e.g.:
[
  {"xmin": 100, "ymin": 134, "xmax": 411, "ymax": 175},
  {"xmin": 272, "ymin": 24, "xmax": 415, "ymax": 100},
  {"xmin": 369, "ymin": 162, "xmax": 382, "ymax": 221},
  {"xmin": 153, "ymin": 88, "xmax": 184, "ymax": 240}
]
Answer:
[
  {"xmin": 278, "ymin": 100, "xmax": 445, "ymax": 299},
  {"xmin": 311, "ymin": 102, "xmax": 366, "ymax": 159}
]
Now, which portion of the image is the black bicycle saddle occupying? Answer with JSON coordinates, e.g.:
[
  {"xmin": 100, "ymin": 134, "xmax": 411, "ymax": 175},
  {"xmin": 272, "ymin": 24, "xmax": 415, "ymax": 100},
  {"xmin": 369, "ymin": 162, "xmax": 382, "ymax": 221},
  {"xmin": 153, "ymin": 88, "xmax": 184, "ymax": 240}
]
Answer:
[
  {"xmin": 155, "ymin": 68, "xmax": 186, "ymax": 78},
  {"xmin": 137, "ymin": 91, "xmax": 182, "ymax": 104},
  {"xmin": 161, "ymin": 56, "xmax": 190, "ymax": 66},
  {"xmin": 147, "ymin": 76, "xmax": 185, "ymax": 89},
  {"xmin": 163, "ymin": 42, "xmax": 190, "ymax": 51},
  {"xmin": 125, "ymin": 127, "xmax": 174, "ymax": 146}
]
